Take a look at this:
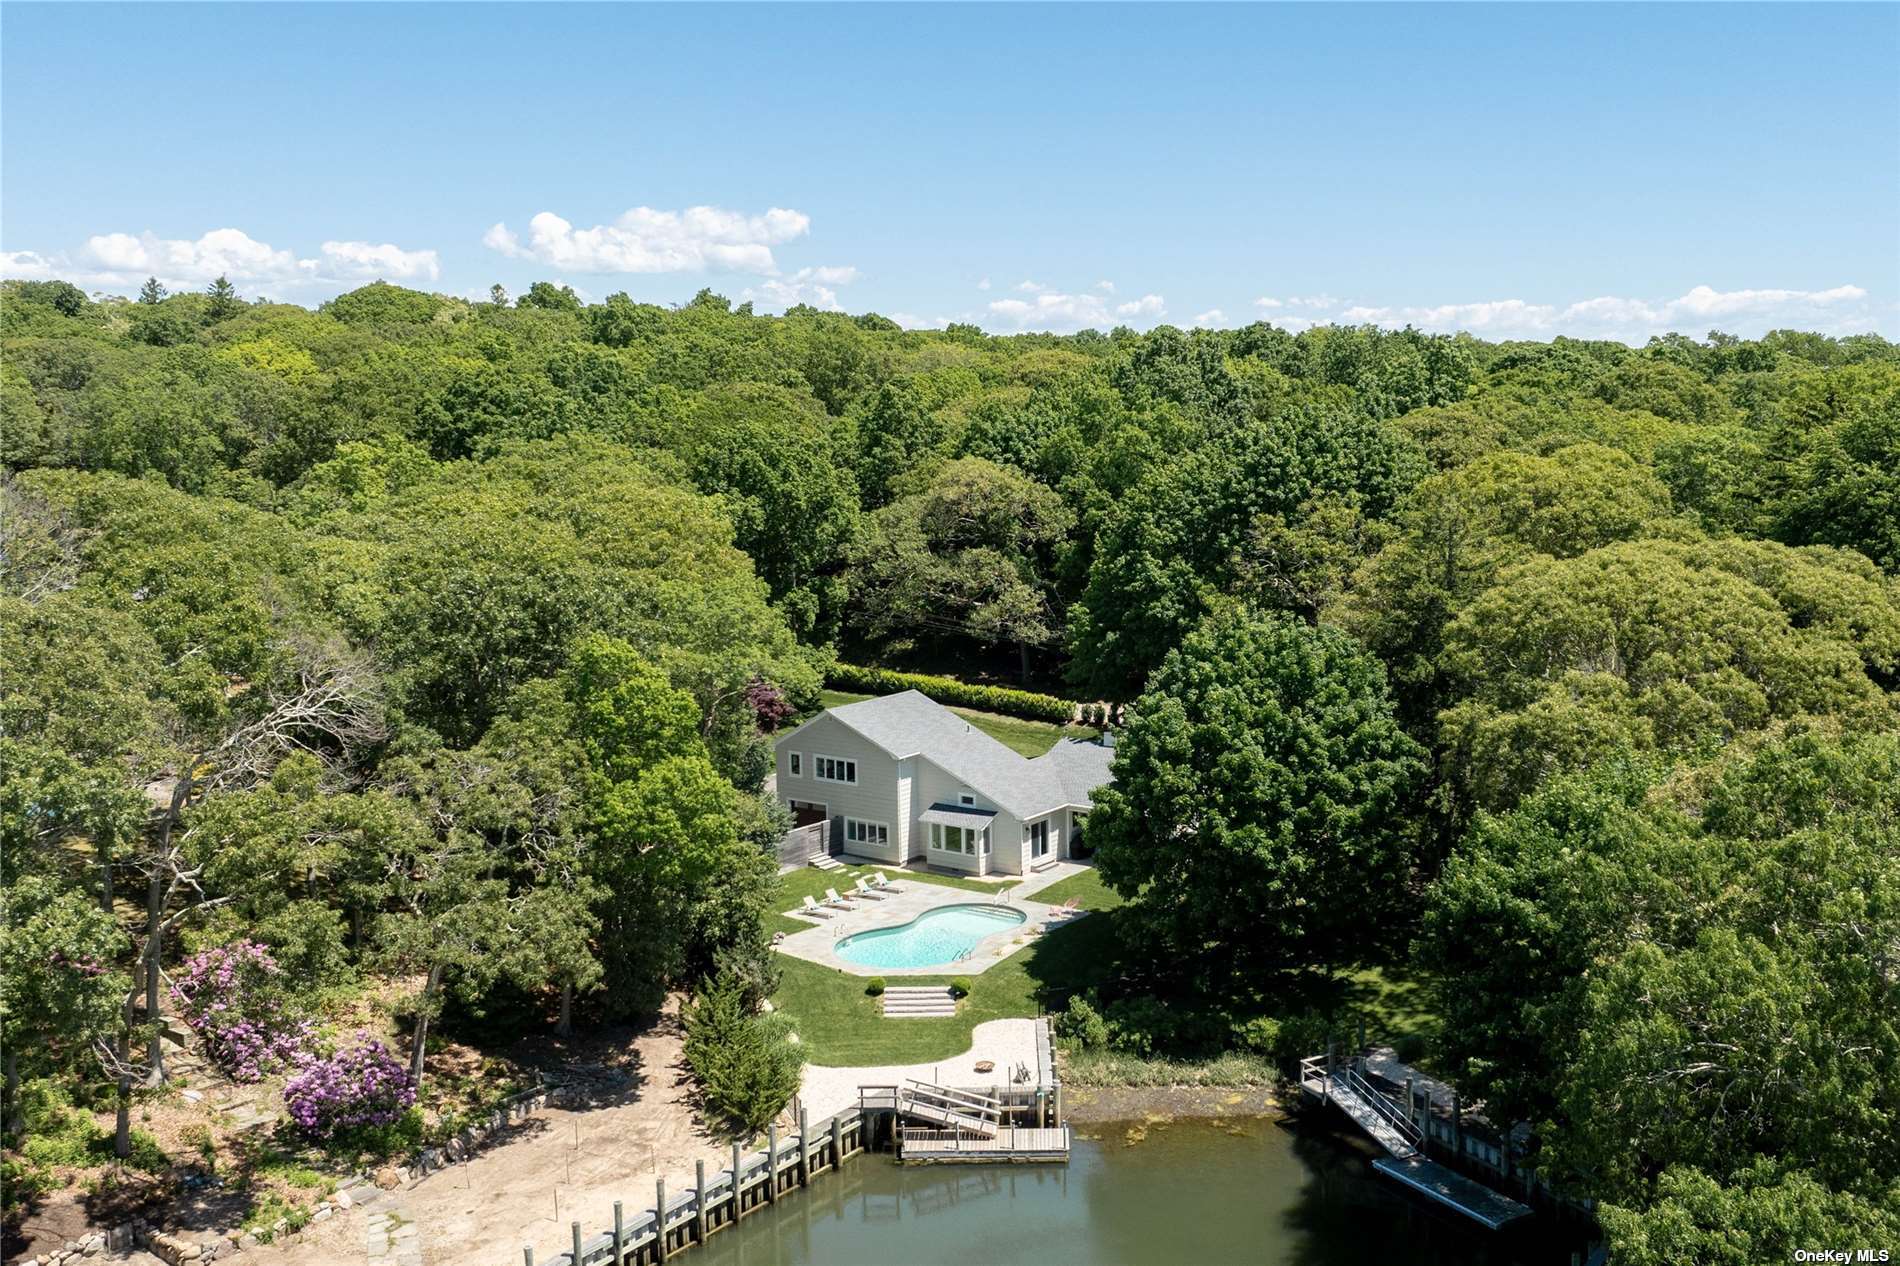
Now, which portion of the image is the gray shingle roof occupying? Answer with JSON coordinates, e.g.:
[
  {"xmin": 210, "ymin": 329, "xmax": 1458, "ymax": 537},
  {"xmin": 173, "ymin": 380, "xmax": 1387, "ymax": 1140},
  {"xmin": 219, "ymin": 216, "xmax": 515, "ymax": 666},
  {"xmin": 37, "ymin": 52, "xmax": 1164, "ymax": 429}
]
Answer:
[{"xmin": 821, "ymin": 690, "xmax": 1113, "ymax": 819}]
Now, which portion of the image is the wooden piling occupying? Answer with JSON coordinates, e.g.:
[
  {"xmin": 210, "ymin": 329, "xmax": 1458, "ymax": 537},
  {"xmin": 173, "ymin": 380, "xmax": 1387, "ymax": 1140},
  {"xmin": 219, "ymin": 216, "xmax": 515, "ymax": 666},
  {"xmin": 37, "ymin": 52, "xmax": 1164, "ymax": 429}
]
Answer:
[
  {"xmin": 654, "ymin": 1178, "xmax": 668, "ymax": 1261},
  {"xmin": 523, "ymin": 1249, "xmax": 534, "ymax": 1266},
  {"xmin": 798, "ymin": 1108, "xmax": 810, "ymax": 1186},
  {"xmin": 570, "ymin": 1220, "xmax": 583, "ymax": 1266},
  {"xmin": 730, "ymin": 1142, "xmax": 743, "ymax": 1221},
  {"xmin": 830, "ymin": 1115, "xmax": 843, "ymax": 1173},
  {"xmin": 765, "ymin": 1126, "xmax": 778, "ymax": 1203},
  {"xmin": 1452, "ymin": 1093, "xmax": 1463, "ymax": 1158},
  {"xmin": 612, "ymin": 1200, "xmax": 625, "ymax": 1265},
  {"xmin": 1405, "ymin": 1077, "xmax": 1415, "ymax": 1132},
  {"xmin": 695, "ymin": 1160, "xmax": 707, "ymax": 1242}
]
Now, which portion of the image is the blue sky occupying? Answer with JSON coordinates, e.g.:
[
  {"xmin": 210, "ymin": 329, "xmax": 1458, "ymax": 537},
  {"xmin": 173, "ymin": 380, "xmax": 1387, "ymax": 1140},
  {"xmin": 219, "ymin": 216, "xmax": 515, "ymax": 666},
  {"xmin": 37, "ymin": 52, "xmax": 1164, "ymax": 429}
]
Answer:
[{"xmin": 5, "ymin": 3, "xmax": 1896, "ymax": 340}]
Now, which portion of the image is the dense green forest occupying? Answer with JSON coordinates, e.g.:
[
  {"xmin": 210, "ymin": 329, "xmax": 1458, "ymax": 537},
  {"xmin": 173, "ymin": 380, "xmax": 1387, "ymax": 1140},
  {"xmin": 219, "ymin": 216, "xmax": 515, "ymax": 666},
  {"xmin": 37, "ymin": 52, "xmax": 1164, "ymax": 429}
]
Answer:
[{"xmin": 3, "ymin": 274, "xmax": 1897, "ymax": 1261}]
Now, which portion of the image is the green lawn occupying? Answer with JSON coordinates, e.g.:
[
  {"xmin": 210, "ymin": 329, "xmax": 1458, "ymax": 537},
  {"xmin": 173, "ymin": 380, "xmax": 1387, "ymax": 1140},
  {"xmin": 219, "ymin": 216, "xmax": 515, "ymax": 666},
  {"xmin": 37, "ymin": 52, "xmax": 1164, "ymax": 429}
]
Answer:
[
  {"xmin": 1030, "ymin": 866, "xmax": 1125, "ymax": 911},
  {"xmin": 814, "ymin": 689, "xmax": 1099, "ymax": 758}
]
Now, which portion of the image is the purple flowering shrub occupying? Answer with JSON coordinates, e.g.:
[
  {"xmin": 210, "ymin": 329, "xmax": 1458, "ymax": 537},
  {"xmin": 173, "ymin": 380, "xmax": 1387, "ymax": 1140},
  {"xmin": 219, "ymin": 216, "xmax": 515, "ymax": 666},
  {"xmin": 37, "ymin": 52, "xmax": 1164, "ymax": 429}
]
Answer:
[
  {"xmin": 282, "ymin": 1037, "xmax": 416, "ymax": 1140},
  {"xmin": 169, "ymin": 940, "xmax": 315, "ymax": 1083}
]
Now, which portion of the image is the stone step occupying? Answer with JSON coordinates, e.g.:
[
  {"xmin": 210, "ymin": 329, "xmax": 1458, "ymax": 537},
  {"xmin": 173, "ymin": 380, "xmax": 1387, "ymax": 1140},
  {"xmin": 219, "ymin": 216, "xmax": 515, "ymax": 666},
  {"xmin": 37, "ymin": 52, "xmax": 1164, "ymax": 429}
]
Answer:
[{"xmin": 809, "ymin": 855, "xmax": 844, "ymax": 871}]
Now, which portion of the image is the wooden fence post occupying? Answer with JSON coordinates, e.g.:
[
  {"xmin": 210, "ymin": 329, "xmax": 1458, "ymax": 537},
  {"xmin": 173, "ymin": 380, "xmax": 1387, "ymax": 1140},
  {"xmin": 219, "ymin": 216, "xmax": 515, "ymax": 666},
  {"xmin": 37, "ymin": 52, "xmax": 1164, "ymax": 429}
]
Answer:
[
  {"xmin": 695, "ymin": 1160, "xmax": 707, "ymax": 1242},
  {"xmin": 765, "ymin": 1126, "xmax": 778, "ymax": 1203}
]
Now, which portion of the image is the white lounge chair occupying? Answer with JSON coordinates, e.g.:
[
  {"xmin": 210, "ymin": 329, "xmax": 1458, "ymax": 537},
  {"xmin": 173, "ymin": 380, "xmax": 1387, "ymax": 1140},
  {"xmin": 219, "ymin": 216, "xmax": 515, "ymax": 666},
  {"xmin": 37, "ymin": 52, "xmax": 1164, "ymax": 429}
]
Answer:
[
  {"xmin": 852, "ymin": 876, "xmax": 887, "ymax": 901},
  {"xmin": 823, "ymin": 887, "xmax": 856, "ymax": 909},
  {"xmin": 1047, "ymin": 897, "xmax": 1081, "ymax": 921},
  {"xmin": 870, "ymin": 872, "xmax": 904, "ymax": 893},
  {"xmin": 800, "ymin": 894, "xmax": 833, "ymax": 919}
]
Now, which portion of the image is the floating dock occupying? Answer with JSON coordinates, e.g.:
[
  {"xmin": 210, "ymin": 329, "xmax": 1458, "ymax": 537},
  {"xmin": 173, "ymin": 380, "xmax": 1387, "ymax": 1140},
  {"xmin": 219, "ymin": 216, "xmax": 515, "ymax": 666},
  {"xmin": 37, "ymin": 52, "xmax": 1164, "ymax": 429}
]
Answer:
[{"xmin": 1299, "ymin": 1052, "xmax": 1531, "ymax": 1230}]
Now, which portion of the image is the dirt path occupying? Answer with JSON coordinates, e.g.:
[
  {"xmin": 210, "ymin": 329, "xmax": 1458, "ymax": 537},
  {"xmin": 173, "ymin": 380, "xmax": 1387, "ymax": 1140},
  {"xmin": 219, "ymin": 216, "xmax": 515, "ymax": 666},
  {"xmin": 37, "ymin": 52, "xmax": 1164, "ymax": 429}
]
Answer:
[{"xmin": 231, "ymin": 1008, "xmax": 730, "ymax": 1266}]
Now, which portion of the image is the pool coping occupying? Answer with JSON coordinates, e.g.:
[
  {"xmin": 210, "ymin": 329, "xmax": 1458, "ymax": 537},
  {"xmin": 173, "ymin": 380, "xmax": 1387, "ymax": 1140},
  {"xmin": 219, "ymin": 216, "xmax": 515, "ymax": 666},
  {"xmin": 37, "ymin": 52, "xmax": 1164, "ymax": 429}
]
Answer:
[{"xmin": 774, "ymin": 881, "xmax": 1080, "ymax": 977}]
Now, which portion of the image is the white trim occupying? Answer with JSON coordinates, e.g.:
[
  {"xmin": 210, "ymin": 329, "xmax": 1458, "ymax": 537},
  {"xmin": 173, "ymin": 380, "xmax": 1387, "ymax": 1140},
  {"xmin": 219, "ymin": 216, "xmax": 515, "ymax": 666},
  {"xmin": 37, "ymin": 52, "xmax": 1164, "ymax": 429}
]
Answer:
[{"xmin": 788, "ymin": 751, "xmax": 802, "ymax": 777}]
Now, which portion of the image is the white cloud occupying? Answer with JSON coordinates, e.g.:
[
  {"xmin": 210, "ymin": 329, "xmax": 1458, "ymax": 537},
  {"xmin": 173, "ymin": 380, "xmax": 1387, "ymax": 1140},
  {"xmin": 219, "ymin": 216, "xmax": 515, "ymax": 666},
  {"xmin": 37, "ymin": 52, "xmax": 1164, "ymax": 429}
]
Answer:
[
  {"xmin": 320, "ymin": 240, "xmax": 441, "ymax": 281},
  {"xmin": 987, "ymin": 287, "xmax": 1168, "ymax": 331},
  {"xmin": 483, "ymin": 205, "xmax": 810, "ymax": 275},
  {"xmin": 1, "ymin": 227, "xmax": 444, "ymax": 296},
  {"xmin": 891, "ymin": 312, "xmax": 951, "ymax": 330},
  {"xmin": 1258, "ymin": 283, "xmax": 1875, "ymax": 341},
  {"xmin": 741, "ymin": 264, "xmax": 861, "ymax": 313},
  {"xmin": 1192, "ymin": 309, "xmax": 1226, "ymax": 328},
  {"xmin": 1015, "ymin": 279, "xmax": 1048, "ymax": 293},
  {"xmin": 1253, "ymin": 296, "xmax": 1283, "ymax": 310},
  {"xmin": 976, "ymin": 277, "xmax": 991, "ymax": 291},
  {"xmin": 1095, "ymin": 280, "xmax": 1116, "ymax": 293},
  {"xmin": 0, "ymin": 250, "xmax": 59, "ymax": 280}
]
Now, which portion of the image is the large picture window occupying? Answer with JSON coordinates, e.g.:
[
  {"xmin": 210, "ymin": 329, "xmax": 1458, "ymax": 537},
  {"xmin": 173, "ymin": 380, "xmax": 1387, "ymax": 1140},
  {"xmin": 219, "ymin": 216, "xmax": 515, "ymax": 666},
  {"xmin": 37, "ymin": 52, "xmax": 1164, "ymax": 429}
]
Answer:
[{"xmin": 813, "ymin": 755, "xmax": 857, "ymax": 784}]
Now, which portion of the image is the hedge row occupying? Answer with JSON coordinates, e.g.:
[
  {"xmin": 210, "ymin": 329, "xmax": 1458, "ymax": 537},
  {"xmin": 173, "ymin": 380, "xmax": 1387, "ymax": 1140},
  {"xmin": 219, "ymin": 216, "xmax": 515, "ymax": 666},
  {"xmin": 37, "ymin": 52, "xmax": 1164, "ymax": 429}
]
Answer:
[{"xmin": 827, "ymin": 664, "xmax": 1075, "ymax": 724}]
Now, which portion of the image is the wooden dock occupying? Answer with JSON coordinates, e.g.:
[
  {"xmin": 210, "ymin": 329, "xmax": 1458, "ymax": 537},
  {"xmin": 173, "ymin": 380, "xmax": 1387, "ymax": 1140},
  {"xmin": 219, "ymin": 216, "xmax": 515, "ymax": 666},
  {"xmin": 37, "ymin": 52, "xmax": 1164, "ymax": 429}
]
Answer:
[
  {"xmin": 1298, "ymin": 1054, "xmax": 1531, "ymax": 1231},
  {"xmin": 898, "ymin": 1126, "xmax": 1072, "ymax": 1164}
]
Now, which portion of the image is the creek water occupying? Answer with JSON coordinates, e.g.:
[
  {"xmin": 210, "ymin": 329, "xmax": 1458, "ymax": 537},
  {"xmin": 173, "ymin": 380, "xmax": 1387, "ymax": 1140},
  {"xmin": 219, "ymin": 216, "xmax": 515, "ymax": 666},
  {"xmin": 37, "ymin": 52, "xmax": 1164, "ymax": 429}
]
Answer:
[{"xmin": 689, "ymin": 1113, "xmax": 1586, "ymax": 1266}]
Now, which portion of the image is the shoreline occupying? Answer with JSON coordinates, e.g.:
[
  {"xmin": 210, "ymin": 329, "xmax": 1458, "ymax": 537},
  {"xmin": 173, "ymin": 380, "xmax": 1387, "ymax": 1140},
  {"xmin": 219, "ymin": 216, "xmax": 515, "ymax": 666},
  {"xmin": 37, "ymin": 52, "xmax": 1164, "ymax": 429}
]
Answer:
[{"xmin": 1060, "ymin": 1082, "xmax": 1284, "ymax": 1124}]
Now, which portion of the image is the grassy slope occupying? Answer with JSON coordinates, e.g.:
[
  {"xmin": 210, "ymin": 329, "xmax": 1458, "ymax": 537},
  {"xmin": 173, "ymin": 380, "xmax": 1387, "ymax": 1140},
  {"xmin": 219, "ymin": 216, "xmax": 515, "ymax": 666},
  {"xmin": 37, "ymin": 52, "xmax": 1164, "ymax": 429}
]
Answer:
[{"xmin": 814, "ymin": 689, "xmax": 1099, "ymax": 758}]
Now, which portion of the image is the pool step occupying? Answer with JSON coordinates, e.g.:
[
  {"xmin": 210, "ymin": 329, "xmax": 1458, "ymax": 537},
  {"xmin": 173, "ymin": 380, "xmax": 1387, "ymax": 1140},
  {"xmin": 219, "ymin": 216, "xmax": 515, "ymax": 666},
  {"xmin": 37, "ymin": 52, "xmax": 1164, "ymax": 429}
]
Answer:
[{"xmin": 882, "ymin": 987, "xmax": 958, "ymax": 1018}]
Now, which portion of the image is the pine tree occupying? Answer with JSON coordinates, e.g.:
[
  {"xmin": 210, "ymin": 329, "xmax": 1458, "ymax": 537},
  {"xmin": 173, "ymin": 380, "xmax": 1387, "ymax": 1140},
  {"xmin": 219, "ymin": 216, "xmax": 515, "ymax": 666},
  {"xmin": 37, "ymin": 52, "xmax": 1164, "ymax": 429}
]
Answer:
[
  {"xmin": 205, "ymin": 275, "xmax": 240, "ymax": 322},
  {"xmin": 137, "ymin": 276, "xmax": 167, "ymax": 305}
]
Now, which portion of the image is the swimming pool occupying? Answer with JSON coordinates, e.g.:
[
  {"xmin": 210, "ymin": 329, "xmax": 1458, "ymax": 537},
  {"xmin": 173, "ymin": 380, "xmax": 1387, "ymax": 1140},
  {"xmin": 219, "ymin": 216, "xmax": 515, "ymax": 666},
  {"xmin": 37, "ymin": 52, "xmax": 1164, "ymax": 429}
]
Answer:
[{"xmin": 834, "ymin": 903, "xmax": 1027, "ymax": 970}]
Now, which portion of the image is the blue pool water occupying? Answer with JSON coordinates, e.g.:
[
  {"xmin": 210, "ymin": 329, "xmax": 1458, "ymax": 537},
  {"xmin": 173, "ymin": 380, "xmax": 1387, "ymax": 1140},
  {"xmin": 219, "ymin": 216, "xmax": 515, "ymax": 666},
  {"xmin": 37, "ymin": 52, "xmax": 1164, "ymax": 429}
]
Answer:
[{"xmin": 835, "ymin": 903, "xmax": 1027, "ymax": 969}]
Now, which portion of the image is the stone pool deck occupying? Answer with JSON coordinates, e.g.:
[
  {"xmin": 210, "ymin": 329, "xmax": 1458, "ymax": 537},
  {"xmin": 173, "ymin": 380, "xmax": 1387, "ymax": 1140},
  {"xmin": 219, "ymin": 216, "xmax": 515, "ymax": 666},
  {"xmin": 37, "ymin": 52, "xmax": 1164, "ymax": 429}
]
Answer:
[{"xmin": 776, "ymin": 860, "xmax": 1092, "ymax": 977}]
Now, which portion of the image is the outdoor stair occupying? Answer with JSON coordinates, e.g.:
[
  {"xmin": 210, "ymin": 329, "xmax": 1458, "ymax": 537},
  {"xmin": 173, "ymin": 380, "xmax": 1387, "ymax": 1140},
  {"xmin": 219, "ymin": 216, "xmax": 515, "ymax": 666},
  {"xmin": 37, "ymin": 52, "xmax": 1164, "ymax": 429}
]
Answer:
[
  {"xmin": 881, "ymin": 986, "xmax": 957, "ymax": 1017},
  {"xmin": 809, "ymin": 854, "xmax": 844, "ymax": 872}
]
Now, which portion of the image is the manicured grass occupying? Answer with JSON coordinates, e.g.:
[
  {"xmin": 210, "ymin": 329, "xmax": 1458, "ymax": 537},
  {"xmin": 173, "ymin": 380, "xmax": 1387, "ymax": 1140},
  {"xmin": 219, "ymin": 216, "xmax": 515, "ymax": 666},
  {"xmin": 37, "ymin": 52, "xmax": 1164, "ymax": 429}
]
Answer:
[
  {"xmin": 770, "ymin": 905, "xmax": 1124, "ymax": 1065},
  {"xmin": 813, "ymin": 689, "xmax": 1099, "ymax": 758},
  {"xmin": 769, "ymin": 863, "xmax": 1011, "ymax": 935},
  {"xmin": 1031, "ymin": 866, "xmax": 1125, "ymax": 911}
]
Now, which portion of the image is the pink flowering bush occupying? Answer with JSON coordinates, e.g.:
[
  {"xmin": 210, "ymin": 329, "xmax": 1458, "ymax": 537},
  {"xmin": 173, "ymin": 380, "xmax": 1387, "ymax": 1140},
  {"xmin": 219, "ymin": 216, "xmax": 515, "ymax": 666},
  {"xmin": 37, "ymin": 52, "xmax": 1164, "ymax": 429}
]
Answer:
[
  {"xmin": 169, "ymin": 940, "xmax": 315, "ymax": 1083},
  {"xmin": 282, "ymin": 1037, "xmax": 416, "ymax": 1140}
]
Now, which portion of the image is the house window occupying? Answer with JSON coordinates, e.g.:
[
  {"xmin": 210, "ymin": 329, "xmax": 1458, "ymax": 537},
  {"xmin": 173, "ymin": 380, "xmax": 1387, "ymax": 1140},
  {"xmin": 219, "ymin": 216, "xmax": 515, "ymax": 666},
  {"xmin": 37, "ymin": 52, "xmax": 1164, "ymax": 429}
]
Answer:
[
  {"xmin": 789, "ymin": 753, "xmax": 802, "ymax": 777},
  {"xmin": 813, "ymin": 755, "xmax": 857, "ymax": 784},
  {"xmin": 844, "ymin": 818, "xmax": 889, "ymax": 848},
  {"xmin": 958, "ymin": 793, "xmax": 976, "ymax": 806},
  {"xmin": 1028, "ymin": 819, "xmax": 1050, "ymax": 860},
  {"xmin": 928, "ymin": 823, "xmax": 988, "ymax": 856}
]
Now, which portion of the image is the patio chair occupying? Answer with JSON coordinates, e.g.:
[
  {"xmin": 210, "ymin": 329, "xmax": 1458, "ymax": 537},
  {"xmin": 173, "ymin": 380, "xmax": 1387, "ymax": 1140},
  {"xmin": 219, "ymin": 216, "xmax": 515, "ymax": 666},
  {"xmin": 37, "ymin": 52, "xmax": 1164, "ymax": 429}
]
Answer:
[
  {"xmin": 823, "ymin": 887, "xmax": 857, "ymax": 909},
  {"xmin": 800, "ymin": 894, "xmax": 833, "ymax": 919},
  {"xmin": 1047, "ymin": 897, "xmax": 1081, "ymax": 921},
  {"xmin": 852, "ymin": 876, "xmax": 887, "ymax": 901},
  {"xmin": 870, "ymin": 871, "xmax": 904, "ymax": 893}
]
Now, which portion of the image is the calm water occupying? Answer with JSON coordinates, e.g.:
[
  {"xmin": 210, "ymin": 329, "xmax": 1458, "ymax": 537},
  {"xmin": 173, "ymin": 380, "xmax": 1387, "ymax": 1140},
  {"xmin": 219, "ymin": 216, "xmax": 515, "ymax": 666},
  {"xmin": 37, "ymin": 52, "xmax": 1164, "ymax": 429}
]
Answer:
[
  {"xmin": 834, "ymin": 903, "xmax": 1027, "ymax": 969},
  {"xmin": 691, "ymin": 1115, "xmax": 1583, "ymax": 1266}
]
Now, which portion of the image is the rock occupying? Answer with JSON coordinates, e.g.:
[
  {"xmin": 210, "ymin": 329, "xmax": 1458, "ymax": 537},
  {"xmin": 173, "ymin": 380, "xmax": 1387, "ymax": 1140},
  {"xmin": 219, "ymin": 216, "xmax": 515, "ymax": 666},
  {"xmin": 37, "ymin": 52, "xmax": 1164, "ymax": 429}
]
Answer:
[
  {"xmin": 312, "ymin": 1206, "xmax": 332, "ymax": 1222},
  {"xmin": 335, "ymin": 1189, "xmax": 354, "ymax": 1209},
  {"xmin": 374, "ymin": 1165, "xmax": 401, "ymax": 1189},
  {"xmin": 237, "ymin": 1234, "xmax": 259, "ymax": 1250}
]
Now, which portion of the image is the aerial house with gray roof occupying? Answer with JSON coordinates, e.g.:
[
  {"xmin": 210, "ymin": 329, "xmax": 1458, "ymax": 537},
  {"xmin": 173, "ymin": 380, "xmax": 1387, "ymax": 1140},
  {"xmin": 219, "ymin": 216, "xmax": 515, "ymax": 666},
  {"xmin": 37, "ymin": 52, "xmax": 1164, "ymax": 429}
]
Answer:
[{"xmin": 773, "ymin": 690, "xmax": 1115, "ymax": 877}]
